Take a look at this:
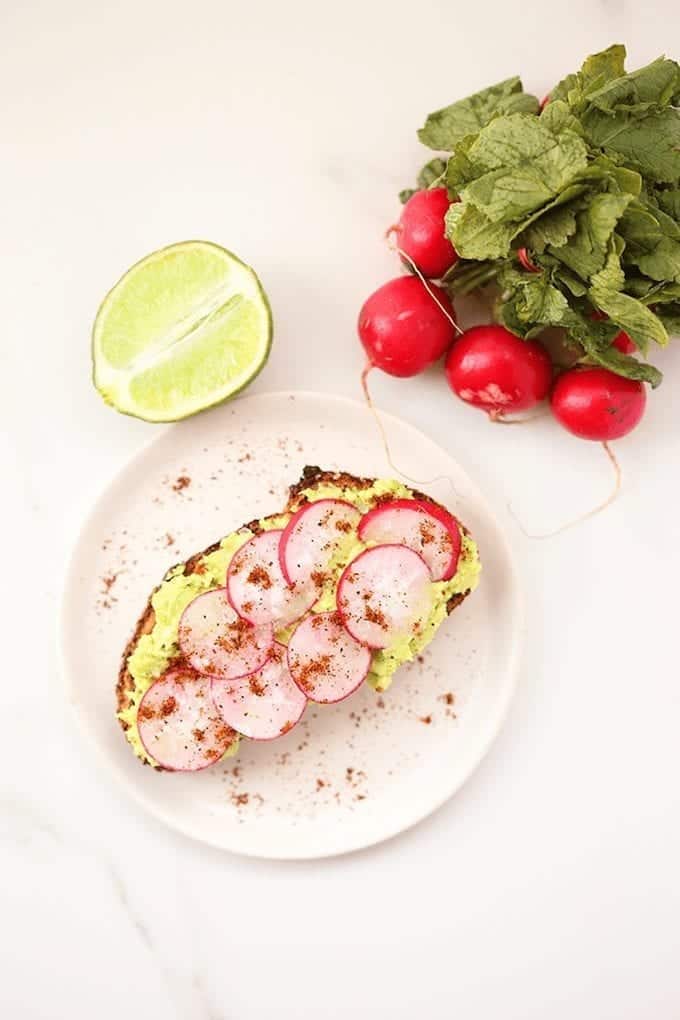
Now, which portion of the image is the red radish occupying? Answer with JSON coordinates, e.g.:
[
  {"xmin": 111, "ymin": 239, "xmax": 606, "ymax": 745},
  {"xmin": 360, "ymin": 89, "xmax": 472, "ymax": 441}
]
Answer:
[
  {"xmin": 279, "ymin": 499, "xmax": 361, "ymax": 587},
  {"xmin": 227, "ymin": 530, "xmax": 319, "ymax": 628},
  {"xmin": 590, "ymin": 311, "xmax": 636, "ymax": 354},
  {"xmin": 396, "ymin": 188, "xmax": 458, "ymax": 279},
  {"xmin": 551, "ymin": 367, "xmax": 646, "ymax": 440},
  {"xmin": 445, "ymin": 325, "xmax": 552, "ymax": 415},
  {"xmin": 358, "ymin": 499, "xmax": 461, "ymax": 581},
  {"xmin": 137, "ymin": 669, "xmax": 237, "ymax": 771},
  {"xmin": 539, "ymin": 94, "xmax": 551, "ymax": 110},
  {"xmin": 358, "ymin": 276, "xmax": 457, "ymax": 377},
  {"xmin": 287, "ymin": 612, "xmax": 372, "ymax": 703},
  {"xmin": 337, "ymin": 544, "xmax": 434, "ymax": 650},
  {"xmin": 211, "ymin": 643, "xmax": 307, "ymax": 741},
  {"xmin": 178, "ymin": 589, "xmax": 273, "ymax": 680},
  {"xmin": 612, "ymin": 331, "xmax": 636, "ymax": 354}
]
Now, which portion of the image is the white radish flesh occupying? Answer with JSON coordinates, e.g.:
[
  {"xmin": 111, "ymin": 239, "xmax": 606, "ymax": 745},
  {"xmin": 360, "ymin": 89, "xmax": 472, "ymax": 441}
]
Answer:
[
  {"xmin": 287, "ymin": 612, "xmax": 372, "ymax": 703},
  {"xmin": 227, "ymin": 530, "xmax": 319, "ymax": 628},
  {"xmin": 337, "ymin": 545, "xmax": 434, "ymax": 649},
  {"xmin": 178, "ymin": 588, "xmax": 273, "ymax": 679},
  {"xmin": 279, "ymin": 499, "xmax": 361, "ymax": 586},
  {"xmin": 211, "ymin": 643, "xmax": 307, "ymax": 741},
  {"xmin": 137, "ymin": 669, "xmax": 237, "ymax": 771},
  {"xmin": 358, "ymin": 499, "xmax": 461, "ymax": 581}
]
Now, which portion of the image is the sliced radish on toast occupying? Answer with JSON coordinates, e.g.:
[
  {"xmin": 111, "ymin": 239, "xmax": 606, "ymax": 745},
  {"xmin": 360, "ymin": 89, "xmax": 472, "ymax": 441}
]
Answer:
[
  {"xmin": 337, "ymin": 545, "xmax": 434, "ymax": 649},
  {"xmin": 279, "ymin": 499, "xmax": 361, "ymax": 585},
  {"xmin": 211, "ymin": 643, "xmax": 307, "ymax": 740},
  {"xmin": 227, "ymin": 529, "xmax": 318, "ymax": 628},
  {"xmin": 178, "ymin": 588, "xmax": 273, "ymax": 679},
  {"xmin": 287, "ymin": 611, "xmax": 372, "ymax": 703},
  {"xmin": 358, "ymin": 499, "xmax": 461, "ymax": 581},
  {"xmin": 137, "ymin": 669, "xmax": 238, "ymax": 771}
]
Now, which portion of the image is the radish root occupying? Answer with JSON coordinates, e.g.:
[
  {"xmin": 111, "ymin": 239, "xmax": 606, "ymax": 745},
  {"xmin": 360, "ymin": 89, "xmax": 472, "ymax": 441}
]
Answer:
[
  {"xmin": 360, "ymin": 363, "xmax": 459, "ymax": 498},
  {"xmin": 511, "ymin": 441, "xmax": 621, "ymax": 539},
  {"xmin": 384, "ymin": 233, "xmax": 464, "ymax": 337}
]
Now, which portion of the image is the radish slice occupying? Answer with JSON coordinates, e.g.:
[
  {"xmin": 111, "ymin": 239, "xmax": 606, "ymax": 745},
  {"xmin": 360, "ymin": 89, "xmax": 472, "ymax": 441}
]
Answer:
[
  {"xmin": 178, "ymin": 588, "xmax": 273, "ymax": 679},
  {"xmin": 227, "ymin": 530, "xmax": 318, "ymax": 628},
  {"xmin": 287, "ymin": 612, "xmax": 372, "ymax": 703},
  {"xmin": 211, "ymin": 643, "xmax": 306, "ymax": 741},
  {"xmin": 138, "ymin": 669, "xmax": 237, "ymax": 771},
  {"xmin": 358, "ymin": 499, "xmax": 461, "ymax": 581},
  {"xmin": 337, "ymin": 545, "xmax": 434, "ymax": 649},
  {"xmin": 279, "ymin": 499, "xmax": 361, "ymax": 585}
]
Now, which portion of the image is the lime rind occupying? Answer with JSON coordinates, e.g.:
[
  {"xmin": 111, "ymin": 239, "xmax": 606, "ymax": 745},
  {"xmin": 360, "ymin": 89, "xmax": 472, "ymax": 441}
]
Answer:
[{"xmin": 92, "ymin": 240, "xmax": 272, "ymax": 423}]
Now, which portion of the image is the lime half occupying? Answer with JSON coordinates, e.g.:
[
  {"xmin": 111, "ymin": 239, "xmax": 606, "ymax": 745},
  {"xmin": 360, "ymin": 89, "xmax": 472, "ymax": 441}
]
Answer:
[{"xmin": 92, "ymin": 240, "xmax": 272, "ymax": 422}]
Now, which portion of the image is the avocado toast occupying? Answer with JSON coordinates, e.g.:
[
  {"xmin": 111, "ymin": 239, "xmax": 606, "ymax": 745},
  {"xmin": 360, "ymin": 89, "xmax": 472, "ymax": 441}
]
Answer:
[{"xmin": 117, "ymin": 466, "xmax": 481, "ymax": 770}]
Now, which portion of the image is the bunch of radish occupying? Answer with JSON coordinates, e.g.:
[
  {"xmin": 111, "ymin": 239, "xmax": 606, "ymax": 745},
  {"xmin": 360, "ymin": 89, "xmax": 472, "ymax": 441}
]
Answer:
[
  {"xmin": 137, "ymin": 495, "xmax": 461, "ymax": 771},
  {"xmin": 358, "ymin": 187, "xmax": 646, "ymax": 441}
]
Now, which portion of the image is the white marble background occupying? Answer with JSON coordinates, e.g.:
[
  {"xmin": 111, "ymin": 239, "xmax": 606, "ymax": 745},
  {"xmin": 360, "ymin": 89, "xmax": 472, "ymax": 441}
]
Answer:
[{"xmin": 3, "ymin": 1, "xmax": 680, "ymax": 1017}]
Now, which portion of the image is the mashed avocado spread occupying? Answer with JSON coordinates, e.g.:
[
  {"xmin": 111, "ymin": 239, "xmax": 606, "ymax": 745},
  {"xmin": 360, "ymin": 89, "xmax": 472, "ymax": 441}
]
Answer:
[{"xmin": 120, "ymin": 480, "xmax": 481, "ymax": 764}]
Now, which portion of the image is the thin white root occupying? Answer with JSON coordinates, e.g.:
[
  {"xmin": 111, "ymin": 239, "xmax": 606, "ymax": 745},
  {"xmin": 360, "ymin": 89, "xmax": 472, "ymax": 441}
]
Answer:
[
  {"xmin": 384, "ymin": 233, "xmax": 464, "ymax": 337},
  {"xmin": 511, "ymin": 441, "xmax": 621, "ymax": 539},
  {"xmin": 360, "ymin": 364, "xmax": 459, "ymax": 499}
]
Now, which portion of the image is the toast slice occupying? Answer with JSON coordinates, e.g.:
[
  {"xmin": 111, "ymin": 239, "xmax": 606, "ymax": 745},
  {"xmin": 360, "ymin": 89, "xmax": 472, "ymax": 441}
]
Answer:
[{"xmin": 117, "ymin": 466, "xmax": 480, "ymax": 767}]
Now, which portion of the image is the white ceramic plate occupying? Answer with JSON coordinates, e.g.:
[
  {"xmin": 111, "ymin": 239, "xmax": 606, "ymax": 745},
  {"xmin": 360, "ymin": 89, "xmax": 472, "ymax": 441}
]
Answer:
[{"xmin": 61, "ymin": 391, "xmax": 522, "ymax": 859}]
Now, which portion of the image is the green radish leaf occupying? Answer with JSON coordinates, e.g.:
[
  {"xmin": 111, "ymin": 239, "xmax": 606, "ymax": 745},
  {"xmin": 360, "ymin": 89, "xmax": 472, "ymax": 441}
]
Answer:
[
  {"xmin": 445, "ymin": 133, "xmax": 485, "ymax": 195},
  {"xmin": 591, "ymin": 235, "xmax": 626, "ymax": 292},
  {"xmin": 417, "ymin": 157, "xmax": 448, "ymax": 189},
  {"xmin": 619, "ymin": 198, "xmax": 680, "ymax": 282},
  {"xmin": 399, "ymin": 188, "xmax": 417, "ymax": 204},
  {"xmin": 418, "ymin": 77, "xmax": 539, "ymax": 152},
  {"xmin": 638, "ymin": 281, "xmax": 680, "ymax": 304},
  {"xmin": 579, "ymin": 340, "xmax": 663, "ymax": 387},
  {"xmin": 445, "ymin": 202, "xmax": 516, "ymax": 260},
  {"xmin": 654, "ymin": 188, "xmax": 680, "ymax": 220},
  {"xmin": 656, "ymin": 302, "xmax": 680, "ymax": 336},
  {"xmin": 539, "ymin": 100, "xmax": 584, "ymax": 137},
  {"xmin": 560, "ymin": 303, "xmax": 663, "ymax": 386},
  {"xmin": 587, "ymin": 56, "xmax": 680, "ymax": 114},
  {"xmin": 549, "ymin": 192, "xmax": 632, "ymax": 280},
  {"xmin": 517, "ymin": 202, "xmax": 579, "ymax": 252},
  {"xmin": 552, "ymin": 266, "xmax": 589, "ymax": 297},
  {"xmin": 459, "ymin": 115, "xmax": 589, "ymax": 223},
  {"xmin": 588, "ymin": 284, "xmax": 669, "ymax": 351},
  {"xmin": 551, "ymin": 44, "xmax": 627, "ymax": 109},
  {"xmin": 581, "ymin": 107, "xmax": 680, "ymax": 183}
]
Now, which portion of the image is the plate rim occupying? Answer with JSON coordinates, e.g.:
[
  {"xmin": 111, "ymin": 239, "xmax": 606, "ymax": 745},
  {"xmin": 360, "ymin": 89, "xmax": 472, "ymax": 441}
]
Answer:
[{"xmin": 58, "ymin": 389, "xmax": 524, "ymax": 859}]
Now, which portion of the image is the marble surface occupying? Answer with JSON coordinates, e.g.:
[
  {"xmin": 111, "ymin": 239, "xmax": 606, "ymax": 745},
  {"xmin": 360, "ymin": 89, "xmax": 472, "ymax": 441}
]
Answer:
[{"xmin": 3, "ymin": 1, "xmax": 680, "ymax": 1016}]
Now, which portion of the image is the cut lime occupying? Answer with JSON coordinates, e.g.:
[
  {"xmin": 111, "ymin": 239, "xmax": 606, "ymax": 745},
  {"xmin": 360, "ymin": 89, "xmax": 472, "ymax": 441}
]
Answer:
[{"xmin": 92, "ymin": 240, "xmax": 272, "ymax": 422}]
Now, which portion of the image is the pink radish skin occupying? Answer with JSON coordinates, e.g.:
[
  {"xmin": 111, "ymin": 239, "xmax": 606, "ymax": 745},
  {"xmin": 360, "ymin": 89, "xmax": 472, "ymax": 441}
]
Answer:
[
  {"xmin": 227, "ymin": 530, "xmax": 319, "ymax": 628},
  {"xmin": 445, "ymin": 325, "xmax": 552, "ymax": 415},
  {"xmin": 396, "ymin": 188, "xmax": 458, "ymax": 279},
  {"xmin": 358, "ymin": 276, "xmax": 457, "ymax": 377},
  {"xmin": 551, "ymin": 367, "xmax": 646, "ymax": 440},
  {"xmin": 137, "ymin": 669, "xmax": 237, "ymax": 772},
  {"xmin": 211, "ymin": 643, "xmax": 307, "ymax": 741},
  {"xmin": 337, "ymin": 544, "xmax": 434, "ymax": 650},
  {"xmin": 358, "ymin": 499, "xmax": 461, "ymax": 581},
  {"xmin": 178, "ymin": 588, "xmax": 273, "ymax": 680},
  {"xmin": 287, "ymin": 612, "xmax": 372, "ymax": 704},
  {"xmin": 279, "ymin": 499, "xmax": 361, "ymax": 586}
]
